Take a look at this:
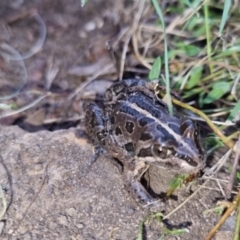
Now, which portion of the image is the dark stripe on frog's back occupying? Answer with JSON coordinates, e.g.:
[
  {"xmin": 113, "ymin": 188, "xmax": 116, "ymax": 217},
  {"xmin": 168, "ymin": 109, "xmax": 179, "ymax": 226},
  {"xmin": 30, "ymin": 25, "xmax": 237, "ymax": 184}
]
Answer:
[
  {"xmin": 138, "ymin": 116, "xmax": 155, "ymax": 127},
  {"xmin": 155, "ymin": 123, "xmax": 176, "ymax": 142},
  {"xmin": 167, "ymin": 122, "xmax": 181, "ymax": 135},
  {"xmin": 125, "ymin": 92, "xmax": 182, "ymax": 138},
  {"xmin": 127, "ymin": 92, "xmax": 170, "ymax": 120},
  {"xmin": 113, "ymin": 100, "xmax": 178, "ymax": 142},
  {"xmin": 137, "ymin": 121, "xmax": 177, "ymax": 143},
  {"xmin": 113, "ymin": 111, "xmax": 177, "ymax": 148},
  {"xmin": 117, "ymin": 102, "xmax": 140, "ymax": 117},
  {"xmin": 111, "ymin": 99, "xmax": 179, "ymax": 144},
  {"xmin": 114, "ymin": 101, "xmax": 155, "ymax": 128}
]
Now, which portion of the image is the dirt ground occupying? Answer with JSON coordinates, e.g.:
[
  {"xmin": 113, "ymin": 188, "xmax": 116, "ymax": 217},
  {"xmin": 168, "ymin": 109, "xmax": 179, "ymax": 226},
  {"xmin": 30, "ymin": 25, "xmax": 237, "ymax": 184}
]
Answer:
[
  {"xmin": 0, "ymin": 1, "xmax": 236, "ymax": 239},
  {"xmin": 0, "ymin": 126, "xmax": 234, "ymax": 240}
]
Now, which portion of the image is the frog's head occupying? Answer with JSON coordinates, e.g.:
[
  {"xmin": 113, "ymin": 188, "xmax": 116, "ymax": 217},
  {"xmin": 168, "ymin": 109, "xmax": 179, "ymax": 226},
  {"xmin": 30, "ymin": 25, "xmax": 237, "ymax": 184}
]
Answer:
[{"xmin": 137, "ymin": 118, "xmax": 206, "ymax": 173}]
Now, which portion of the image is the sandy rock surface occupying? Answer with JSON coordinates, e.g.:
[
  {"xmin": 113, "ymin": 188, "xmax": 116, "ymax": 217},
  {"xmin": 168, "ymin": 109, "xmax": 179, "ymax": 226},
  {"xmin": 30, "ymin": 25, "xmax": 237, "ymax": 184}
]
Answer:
[{"xmin": 0, "ymin": 126, "xmax": 233, "ymax": 240}]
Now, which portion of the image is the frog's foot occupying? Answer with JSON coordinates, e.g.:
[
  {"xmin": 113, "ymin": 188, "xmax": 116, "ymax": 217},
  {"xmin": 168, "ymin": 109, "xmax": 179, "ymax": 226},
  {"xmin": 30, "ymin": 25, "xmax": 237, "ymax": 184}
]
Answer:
[
  {"xmin": 87, "ymin": 145, "xmax": 103, "ymax": 168},
  {"xmin": 82, "ymin": 145, "xmax": 104, "ymax": 178},
  {"xmin": 109, "ymin": 158, "xmax": 123, "ymax": 173},
  {"xmin": 125, "ymin": 166, "xmax": 161, "ymax": 206},
  {"xmin": 89, "ymin": 146, "xmax": 123, "ymax": 174},
  {"xmin": 126, "ymin": 180, "xmax": 156, "ymax": 205}
]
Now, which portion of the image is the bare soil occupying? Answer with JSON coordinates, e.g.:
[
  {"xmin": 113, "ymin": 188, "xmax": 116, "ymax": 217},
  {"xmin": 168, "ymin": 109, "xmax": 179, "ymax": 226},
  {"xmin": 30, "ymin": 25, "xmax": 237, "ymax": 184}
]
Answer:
[
  {"xmin": 0, "ymin": 1, "xmax": 235, "ymax": 239},
  {"xmin": 0, "ymin": 126, "xmax": 234, "ymax": 240}
]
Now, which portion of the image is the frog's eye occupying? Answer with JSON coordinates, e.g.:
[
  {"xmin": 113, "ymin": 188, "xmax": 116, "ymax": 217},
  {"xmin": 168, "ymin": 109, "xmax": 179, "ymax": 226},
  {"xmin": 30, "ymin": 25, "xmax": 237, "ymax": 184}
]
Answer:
[
  {"xmin": 152, "ymin": 145, "xmax": 173, "ymax": 159},
  {"xmin": 180, "ymin": 118, "xmax": 196, "ymax": 138}
]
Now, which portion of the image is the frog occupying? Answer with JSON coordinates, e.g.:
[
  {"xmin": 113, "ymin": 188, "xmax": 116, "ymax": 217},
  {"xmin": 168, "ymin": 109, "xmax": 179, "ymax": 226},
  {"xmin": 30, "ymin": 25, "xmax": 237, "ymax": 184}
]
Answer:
[{"xmin": 84, "ymin": 78, "xmax": 206, "ymax": 204}]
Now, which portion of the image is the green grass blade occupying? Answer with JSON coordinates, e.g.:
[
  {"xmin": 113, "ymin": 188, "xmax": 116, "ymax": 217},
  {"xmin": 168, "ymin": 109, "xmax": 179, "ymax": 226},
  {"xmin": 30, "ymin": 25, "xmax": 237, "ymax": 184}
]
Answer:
[
  {"xmin": 148, "ymin": 57, "xmax": 161, "ymax": 80},
  {"xmin": 227, "ymin": 99, "xmax": 240, "ymax": 122},
  {"xmin": 218, "ymin": 0, "xmax": 232, "ymax": 37},
  {"xmin": 203, "ymin": 81, "xmax": 231, "ymax": 104},
  {"xmin": 204, "ymin": 2, "xmax": 213, "ymax": 74},
  {"xmin": 151, "ymin": 0, "xmax": 173, "ymax": 115},
  {"xmin": 81, "ymin": 0, "xmax": 89, "ymax": 7}
]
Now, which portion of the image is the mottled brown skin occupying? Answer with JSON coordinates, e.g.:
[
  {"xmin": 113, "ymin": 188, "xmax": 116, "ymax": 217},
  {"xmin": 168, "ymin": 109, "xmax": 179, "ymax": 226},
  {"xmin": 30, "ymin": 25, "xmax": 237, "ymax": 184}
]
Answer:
[{"xmin": 84, "ymin": 79, "xmax": 206, "ymax": 204}]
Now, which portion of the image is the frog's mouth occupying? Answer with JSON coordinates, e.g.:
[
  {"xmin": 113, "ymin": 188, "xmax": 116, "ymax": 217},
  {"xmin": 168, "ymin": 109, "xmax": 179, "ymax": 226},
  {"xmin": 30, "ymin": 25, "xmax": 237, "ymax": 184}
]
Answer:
[
  {"xmin": 169, "ymin": 155, "xmax": 204, "ymax": 172},
  {"xmin": 137, "ymin": 145, "xmax": 204, "ymax": 172},
  {"xmin": 152, "ymin": 145, "xmax": 198, "ymax": 166}
]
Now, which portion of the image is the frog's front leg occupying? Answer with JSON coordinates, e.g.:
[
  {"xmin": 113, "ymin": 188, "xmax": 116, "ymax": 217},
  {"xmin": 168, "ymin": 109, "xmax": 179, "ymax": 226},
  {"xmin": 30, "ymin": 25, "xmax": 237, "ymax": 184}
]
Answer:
[
  {"xmin": 84, "ymin": 103, "xmax": 107, "ymax": 147},
  {"xmin": 84, "ymin": 103, "xmax": 108, "ymax": 169},
  {"xmin": 124, "ymin": 162, "xmax": 156, "ymax": 205}
]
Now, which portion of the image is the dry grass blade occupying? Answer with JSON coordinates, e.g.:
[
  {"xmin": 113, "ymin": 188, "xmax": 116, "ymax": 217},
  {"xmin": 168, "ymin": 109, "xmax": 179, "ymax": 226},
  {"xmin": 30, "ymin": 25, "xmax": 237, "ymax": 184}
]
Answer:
[
  {"xmin": 204, "ymin": 190, "xmax": 240, "ymax": 240},
  {"xmin": 235, "ymin": 198, "xmax": 240, "ymax": 240},
  {"xmin": 132, "ymin": 0, "xmax": 152, "ymax": 70},
  {"xmin": 170, "ymin": 97, "xmax": 237, "ymax": 152},
  {"xmin": 225, "ymin": 134, "xmax": 240, "ymax": 199},
  {"xmin": 0, "ymin": 94, "xmax": 48, "ymax": 119},
  {"xmin": 132, "ymin": 32, "xmax": 152, "ymax": 69},
  {"xmin": 204, "ymin": 149, "xmax": 232, "ymax": 175},
  {"xmin": 119, "ymin": 0, "xmax": 146, "ymax": 80},
  {"xmin": 68, "ymin": 62, "xmax": 114, "ymax": 100},
  {"xmin": 119, "ymin": 32, "xmax": 132, "ymax": 81}
]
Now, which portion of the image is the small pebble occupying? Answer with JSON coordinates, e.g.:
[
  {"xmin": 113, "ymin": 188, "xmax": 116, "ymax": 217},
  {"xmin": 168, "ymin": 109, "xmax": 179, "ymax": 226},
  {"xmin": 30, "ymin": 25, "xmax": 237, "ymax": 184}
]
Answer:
[
  {"xmin": 18, "ymin": 225, "xmax": 28, "ymax": 234},
  {"xmin": 8, "ymin": 229, "xmax": 14, "ymax": 234},
  {"xmin": 57, "ymin": 215, "xmax": 68, "ymax": 226},
  {"xmin": 78, "ymin": 30, "xmax": 87, "ymax": 39},
  {"xmin": 95, "ymin": 18, "xmax": 104, "ymax": 29},
  {"xmin": 126, "ymin": 207, "xmax": 135, "ymax": 215},
  {"xmin": 66, "ymin": 207, "xmax": 77, "ymax": 217},
  {"xmin": 84, "ymin": 21, "xmax": 96, "ymax": 32},
  {"xmin": 34, "ymin": 163, "xmax": 43, "ymax": 171},
  {"xmin": 76, "ymin": 223, "xmax": 84, "ymax": 229}
]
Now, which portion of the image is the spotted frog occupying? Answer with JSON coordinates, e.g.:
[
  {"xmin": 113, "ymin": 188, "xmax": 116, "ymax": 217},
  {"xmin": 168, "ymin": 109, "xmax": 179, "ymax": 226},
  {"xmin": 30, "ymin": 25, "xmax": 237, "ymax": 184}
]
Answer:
[{"xmin": 84, "ymin": 79, "xmax": 206, "ymax": 204}]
